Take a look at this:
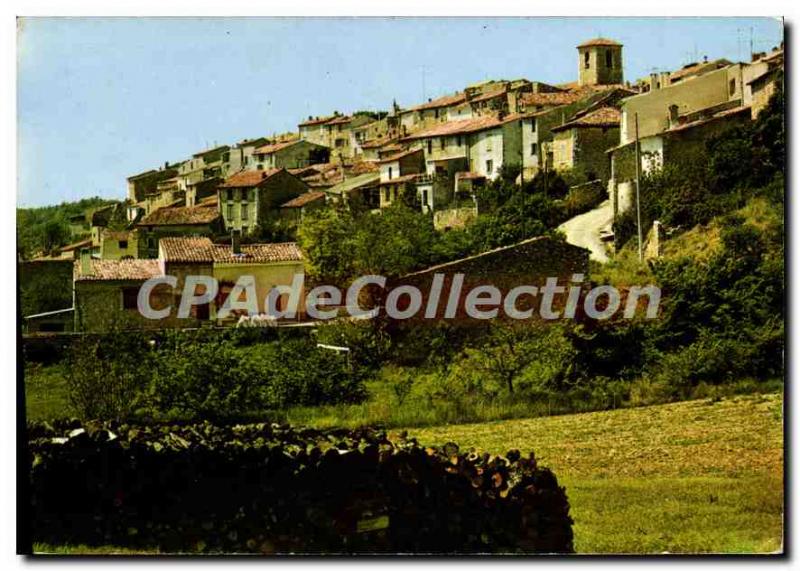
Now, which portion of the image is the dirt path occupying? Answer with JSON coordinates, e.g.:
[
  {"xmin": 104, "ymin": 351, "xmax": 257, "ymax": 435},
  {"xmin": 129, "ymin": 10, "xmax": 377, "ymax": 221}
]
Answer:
[{"xmin": 558, "ymin": 199, "xmax": 614, "ymax": 263}]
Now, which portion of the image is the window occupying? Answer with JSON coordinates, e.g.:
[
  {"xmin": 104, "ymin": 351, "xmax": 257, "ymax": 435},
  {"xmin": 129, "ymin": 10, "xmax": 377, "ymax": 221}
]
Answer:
[
  {"xmin": 606, "ymin": 50, "xmax": 613, "ymax": 69},
  {"xmin": 119, "ymin": 240, "xmax": 128, "ymax": 250},
  {"xmin": 388, "ymin": 166, "xmax": 393, "ymax": 179},
  {"xmin": 122, "ymin": 287, "xmax": 139, "ymax": 310},
  {"xmin": 384, "ymin": 187, "xmax": 390, "ymax": 202},
  {"xmin": 584, "ymin": 51, "xmax": 590, "ymax": 69},
  {"xmin": 227, "ymin": 204, "xmax": 234, "ymax": 219},
  {"xmin": 486, "ymin": 159, "xmax": 494, "ymax": 174},
  {"xmin": 439, "ymin": 138, "xmax": 445, "ymax": 150},
  {"xmin": 422, "ymin": 189, "xmax": 429, "ymax": 207},
  {"xmin": 434, "ymin": 108, "xmax": 439, "ymax": 119},
  {"xmin": 427, "ymin": 140, "xmax": 433, "ymax": 154},
  {"xmin": 531, "ymin": 119, "xmax": 536, "ymax": 133},
  {"xmin": 456, "ymin": 135, "xmax": 462, "ymax": 147},
  {"xmin": 241, "ymin": 203, "xmax": 249, "ymax": 220},
  {"xmin": 531, "ymin": 143, "xmax": 537, "ymax": 156},
  {"xmin": 729, "ymin": 78, "xmax": 736, "ymax": 96}
]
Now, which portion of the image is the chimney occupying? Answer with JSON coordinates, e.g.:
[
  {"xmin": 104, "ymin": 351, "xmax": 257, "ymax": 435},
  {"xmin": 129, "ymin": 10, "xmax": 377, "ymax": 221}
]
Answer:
[
  {"xmin": 660, "ymin": 72, "xmax": 671, "ymax": 87},
  {"xmin": 231, "ymin": 229, "xmax": 241, "ymax": 255},
  {"xmin": 703, "ymin": 55, "xmax": 708, "ymax": 63},
  {"xmin": 649, "ymin": 73, "xmax": 660, "ymax": 91},
  {"xmin": 79, "ymin": 248, "xmax": 92, "ymax": 276}
]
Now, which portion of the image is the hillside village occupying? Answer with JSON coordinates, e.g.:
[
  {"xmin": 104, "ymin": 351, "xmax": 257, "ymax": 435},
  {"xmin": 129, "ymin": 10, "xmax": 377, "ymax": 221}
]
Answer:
[{"xmin": 21, "ymin": 37, "xmax": 784, "ymax": 333}]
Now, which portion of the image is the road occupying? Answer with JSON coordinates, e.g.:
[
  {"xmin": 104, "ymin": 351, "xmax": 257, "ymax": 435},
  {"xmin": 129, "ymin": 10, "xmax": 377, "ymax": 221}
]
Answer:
[{"xmin": 557, "ymin": 199, "xmax": 614, "ymax": 263}]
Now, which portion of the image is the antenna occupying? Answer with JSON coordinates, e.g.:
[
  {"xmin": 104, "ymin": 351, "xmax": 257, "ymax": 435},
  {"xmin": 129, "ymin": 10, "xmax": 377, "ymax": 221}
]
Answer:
[
  {"xmin": 750, "ymin": 27, "xmax": 754, "ymax": 58},
  {"xmin": 421, "ymin": 65, "xmax": 426, "ymax": 101}
]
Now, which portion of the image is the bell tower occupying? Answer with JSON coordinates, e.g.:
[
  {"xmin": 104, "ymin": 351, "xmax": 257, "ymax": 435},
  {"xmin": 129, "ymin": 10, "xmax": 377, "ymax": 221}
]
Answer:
[{"xmin": 578, "ymin": 38, "xmax": 624, "ymax": 86}]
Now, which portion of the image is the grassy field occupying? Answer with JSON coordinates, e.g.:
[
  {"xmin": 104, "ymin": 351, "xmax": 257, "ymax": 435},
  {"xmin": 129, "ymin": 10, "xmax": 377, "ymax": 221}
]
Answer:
[
  {"xmin": 410, "ymin": 393, "xmax": 784, "ymax": 554},
  {"xmin": 25, "ymin": 365, "xmax": 783, "ymax": 555}
]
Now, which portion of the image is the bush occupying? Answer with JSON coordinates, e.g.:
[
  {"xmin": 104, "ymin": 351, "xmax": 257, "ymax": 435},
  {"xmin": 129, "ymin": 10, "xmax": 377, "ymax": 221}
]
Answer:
[
  {"xmin": 64, "ymin": 331, "xmax": 153, "ymax": 421},
  {"xmin": 29, "ymin": 420, "xmax": 574, "ymax": 553}
]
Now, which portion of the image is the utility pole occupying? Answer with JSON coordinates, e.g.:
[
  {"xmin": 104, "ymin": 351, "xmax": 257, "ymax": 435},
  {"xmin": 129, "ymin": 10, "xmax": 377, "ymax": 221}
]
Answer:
[{"xmin": 634, "ymin": 112, "xmax": 643, "ymax": 262}]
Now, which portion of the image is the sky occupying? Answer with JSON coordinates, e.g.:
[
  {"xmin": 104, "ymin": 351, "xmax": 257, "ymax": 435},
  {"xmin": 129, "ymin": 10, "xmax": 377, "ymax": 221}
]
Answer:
[{"xmin": 17, "ymin": 17, "xmax": 783, "ymax": 207}]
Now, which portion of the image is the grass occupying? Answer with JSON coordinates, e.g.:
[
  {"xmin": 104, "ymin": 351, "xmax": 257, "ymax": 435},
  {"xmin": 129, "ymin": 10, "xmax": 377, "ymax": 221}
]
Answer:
[
  {"xmin": 409, "ymin": 393, "xmax": 784, "ymax": 554},
  {"xmin": 22, "ymin": 364, "xmax": 784, "ymax": 554},
  {"xmin": 23, "ymin": 363, "xmax": 72, "ymax": 421}
]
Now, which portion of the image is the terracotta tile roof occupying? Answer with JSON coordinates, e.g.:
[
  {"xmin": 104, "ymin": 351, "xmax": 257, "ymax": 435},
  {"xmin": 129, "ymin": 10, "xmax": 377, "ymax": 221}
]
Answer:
[
  {"xmin": 401, "ymin": 116, "xmax": 508, "ymax": 140},
  {"xmin": 254, "ymin": 140, "xmax": 301, "ymax": 155},
  {"xmin": 59, "ymin": 238, "xmax": 93, "ymax": 253},
  {"xmin": 159, "ymin": 237, "xmax": 303, "ymax": 264},
  {"xmin": 665, "ymin": 104, "xmax": 751, "ymax": 134},
  {"xmin": 669, "ymin": 59, "xmax": 730, "ymax": 83},
  {"xmin": 326, "ymin": 115, "xmax": 352, "ymax": 125},
  {"xmin": 379, "ymin": 174, "xmax": 420, "ymax": 186},
  {"xmin": 404, "ymin": 92, "xmax": 467, "ymax": 113},
  {"xmin": 348, "ymin": 160, "xmax": 380, "ymax": 175},
  {"xmin": 360, "ymin": 135, "xmax": 398, "ymax": 149},
  {"xmin": 219, "ymin": 168, "xmax": 283, "ymax": 188},
  {"xmin": 198, "ymin": 195, "xmax": 218, "ymax": 207},
  {"xmin": 211, "ymin": 242, "xmax": 303, "ymax": 264},
  {"xmin": 552, "ymin": 106, "xmax": 621, "ymax": 131},
  {"xmin": 469, "ymin": 87, "xmax": 507, "ymax": 104},
  {"xmin": 577, "ymin": 37, "xmax": 622, "ymax": 48},
  {"xmin": 376, "ymin": 148, "xmax": 423, "ymax": 164},
  {"xmin": 519, "ymin": 84, "xmax": 631, "ymax": 109},
  {"xmin": 138, "ymin": 205, "xmax": 222, "ymax": 227},
  {"xmin": 299, "ymin": 116, "xmax": 335, "ymax": 127},
  {"xmin": 158, "ymin": 237, "xmax": 215, "ymax": 263},
  {"xmin": 280, "ymin": 191, "xmax": 326, "ymax": 208},
  {"xmin": 75, "ymin": 259, "xmax": 162, "ymax": 282}
]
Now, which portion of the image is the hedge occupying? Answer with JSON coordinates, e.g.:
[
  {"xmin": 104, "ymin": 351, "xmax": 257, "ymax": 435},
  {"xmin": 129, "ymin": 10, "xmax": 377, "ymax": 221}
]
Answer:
[{"xmin": 28, "ymin": 419, "xmax": 573, "ymax": 554}]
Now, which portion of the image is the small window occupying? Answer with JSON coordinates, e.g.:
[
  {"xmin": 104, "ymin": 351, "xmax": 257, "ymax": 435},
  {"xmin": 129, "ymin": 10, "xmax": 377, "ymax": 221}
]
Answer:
[
  {"xmin": 242, "ymin": 203, "xmax": 249, "ymax": 220},
  {"xmin": 119, "ymin": 240, "xmax": 128, "ymax": 249},
  {"xmin": 122, "ymin": 287, "xmax": 139, "ymax": 310},
  {"xmin": 456, "ymin": 135, "xmax": 462, "ymax": 146},
  {"xmin": 486, "ymin": 159, "xmax": 494, "ymax": 174},
  {"xmin": 427, "ymin": 140, "xmax": 433, "ymax": 154},
  {"xmin": 531, "ymin": 143, "xmax": 537, "ymax": 156},
  {"xmin": 439, "ymin": 138, "xmax": 445, "ymax": 150},
  {"xmin": 729, "ymin": 78, "xmax": 736, "ymax": 96},
  {"xmin": 531, "ymin": 120, "xmax": 536, "ymax": 133},
  {"xmin": 227, "ymin": 204, "xmax": 234, "ymax": 219},
  {"xmin": 584, "ymin": 51, "xmax": 590, "ymax": 69},
  {"xmin": 434, "ymin": 108, "xmax": 439, "ymax": 119},
  {"xmin": 388, "ymin": 167, "xmax": 393, "ymax": 179},
  {"xmin": 384, "ymin": 187, "xmax": 391, "ymax": 202},
  {"xmin": 606, "ymin": 50, "xmax": 613, "ymax": 69}
]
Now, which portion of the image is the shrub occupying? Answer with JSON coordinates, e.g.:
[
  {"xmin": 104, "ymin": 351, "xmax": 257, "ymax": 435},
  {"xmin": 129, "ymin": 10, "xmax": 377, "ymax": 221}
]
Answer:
[
  {"xmin": 29, "ymin": 420, "xmax": 574, "ymax": 553},
  {"xmin": 64, "ymin": 331, "xmax": 152, "ymax": 421}
]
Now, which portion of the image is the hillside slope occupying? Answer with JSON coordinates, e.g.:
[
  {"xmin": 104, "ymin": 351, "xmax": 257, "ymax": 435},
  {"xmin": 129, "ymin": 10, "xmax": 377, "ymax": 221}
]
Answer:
[{"xmin": 411, "ymin": 393, "xmax": 783, "ymax": 554}]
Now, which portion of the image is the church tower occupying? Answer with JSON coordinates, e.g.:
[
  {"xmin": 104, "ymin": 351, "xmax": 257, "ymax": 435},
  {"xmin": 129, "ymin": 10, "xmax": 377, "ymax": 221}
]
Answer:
[{"xmin": 577, "ymin": 38, "xmax": 624, "ymax": 86}]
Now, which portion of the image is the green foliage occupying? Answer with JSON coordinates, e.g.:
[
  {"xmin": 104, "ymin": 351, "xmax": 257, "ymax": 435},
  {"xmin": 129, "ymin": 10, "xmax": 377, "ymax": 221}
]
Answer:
[
  {"xmin": 17, "ymin": 196, "xmax": 114, "ymax": 259},
  {"xmin": 65, "ymin": 331, "xmax": 153, "ymax": 421}
]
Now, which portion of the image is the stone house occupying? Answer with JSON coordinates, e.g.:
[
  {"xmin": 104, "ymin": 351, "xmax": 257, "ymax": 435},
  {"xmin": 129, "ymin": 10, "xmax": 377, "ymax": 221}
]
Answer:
[
  {"xmin": 126, "ymin": 163, "xmax": 179, "ymax": 204},
  {"xmin": 550, "ymin": 106, "xmax": 621, "ymax": 184},
  {"xmin": 217, "ymin": 168, "xmax": 308, "ymax": 234},
  {"xmin": 225, "ymin": 137, "xmax": 271, "ymax": 174},
  {"xmin": 298, "ymin": 115, "xmax": 336, "ymax": 147},
  {"xmin": 100, "ymin": 229, "xmax": 140, "ymax": 260},
  {"xmin": 73, "ymin": 236, "xmax": 307, "ymax": 331},
  {"xmin": 388, "ymin": 235, "xmax": 590, "ymax": 322},
  {"xmin": 136, "ymin": 203, "xmax": 224, "ymax": 258},
  {"xmin": 73, "ymin": 255, "xmax": 169, "ymax": 332},
  {"xmin": 279, "ymin": 191, "xmax": 327, "ymax": 223},
  {"xmin": 746, "ymin": 48, "xmax": 783, "ymax": 118},
  {"xmin": 324, "ymin": 172, "xmax": 381, "ymax": 210},
  {"xmin": 252, "ymin": 139, "xmax": 330, "ymax": 171},
  {"xmin": 377, "ymin": 148, "xmax": 426, "ymax": 209},
  {"xmin": 398, "ymin": 92, "xmax": 468, "ymax": 136},
  {"xmin": 324, "ymin": 115, "xmax": 374, "ymax": 161},
  {"xmin": 177, "ymin": 145, "xmax": 230, "ymax": 192}
]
